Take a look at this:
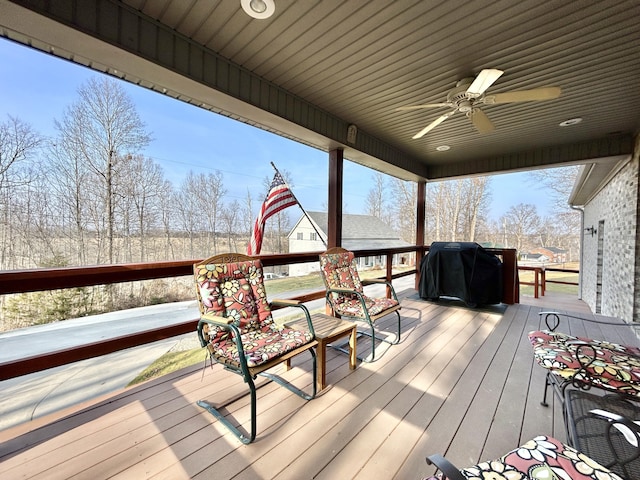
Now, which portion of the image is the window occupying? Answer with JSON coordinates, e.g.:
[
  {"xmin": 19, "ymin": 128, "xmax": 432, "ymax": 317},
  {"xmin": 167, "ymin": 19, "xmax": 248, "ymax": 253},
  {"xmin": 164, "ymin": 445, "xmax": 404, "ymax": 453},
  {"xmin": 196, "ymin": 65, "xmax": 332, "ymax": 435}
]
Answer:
[
  {"xmin": 296, "ymin": 232, "xmax": 303, "ymax": 240},
  {"xmin": 310, "ymin": 232, "xmax": 317, "ymax": 241}
]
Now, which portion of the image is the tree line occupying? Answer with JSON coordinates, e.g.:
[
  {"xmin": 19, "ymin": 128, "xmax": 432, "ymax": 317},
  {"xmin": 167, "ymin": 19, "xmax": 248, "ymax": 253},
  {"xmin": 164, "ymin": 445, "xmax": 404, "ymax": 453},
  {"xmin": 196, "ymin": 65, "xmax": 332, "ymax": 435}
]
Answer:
[{"xmin": 366, "ymin": 171, "xmax": 580, "ymax": 258}]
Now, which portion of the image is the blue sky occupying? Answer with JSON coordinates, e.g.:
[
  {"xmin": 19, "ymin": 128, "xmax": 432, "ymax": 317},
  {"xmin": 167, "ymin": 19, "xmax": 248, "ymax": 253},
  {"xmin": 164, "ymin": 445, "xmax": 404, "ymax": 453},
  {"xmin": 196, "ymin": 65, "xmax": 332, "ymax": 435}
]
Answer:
[{"xmin": 0, "ymin": 38, "xmax": 551, "ymax": 220}]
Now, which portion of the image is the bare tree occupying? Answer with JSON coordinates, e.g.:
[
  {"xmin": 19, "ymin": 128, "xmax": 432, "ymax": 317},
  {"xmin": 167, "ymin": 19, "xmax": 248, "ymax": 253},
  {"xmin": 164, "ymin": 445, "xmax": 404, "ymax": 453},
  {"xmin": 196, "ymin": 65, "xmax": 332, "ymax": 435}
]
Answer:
[
  {"xmin": 174, "ymin": 172, "xmax": 204, "ymax": 258},
  {"xmin": 529, "ymin": 166, "xmax": 580, "ymax": 210},
  {"xmin": 54, "ymin": 76, "xmax": 151, "ymax": 264},
  {"xmin": 122, "ymin": 155, "xmax": 166, "ymax": 261},
  {"xmin": 0, "ymin": 116, "xmax": 42, "ymax": 269},
  {"xmin": 48, "ymin": 137, "xmax": 93, "ymax": 264},
  {"xmin": 243, "ymin": 188, "xmax": 254, "ymax": 239},
  {"xmin": 158, "ymin": 179, "xmax": 176, "ymax": 259},
  {"xmin": 366, "ymin": 172, "xmax": 393, "ymax": 225},
  {"xmin": 221, "ymin": 200, "xmax": 241, "ymax": 251},
  {"xmin": 461, "ymin": 177, "xmax": 491, "ymax": 241},
  {"xmin": 192, "ymin": 170, "xmax": 226, "ymax": 254},
  {"xmin": 0, "ymin": 116, "xmax": 41, "ymax": 190},
  {"xmin": 391, "ymin": 178, "xmax": 416, "ymax": 243},
  {"xmin": 502, "ymin": 203, "xmax": 541, "ymax": 252},
  {"xmin": 528, "ymin": 166, "xmax": 581, "ymax": 260}
]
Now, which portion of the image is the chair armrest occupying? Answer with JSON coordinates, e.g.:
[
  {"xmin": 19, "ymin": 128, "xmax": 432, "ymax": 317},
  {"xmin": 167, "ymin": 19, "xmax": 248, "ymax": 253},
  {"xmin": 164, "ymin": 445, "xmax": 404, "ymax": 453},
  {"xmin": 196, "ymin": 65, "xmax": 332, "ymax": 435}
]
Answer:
[
  {"xmin": 197, "ymin": 314, "xmax": 233, "ymax": 348},
  {"xmin": 326, "ymin": 287, "xmax": 359, "ymax": 295},
  {"xmin": 426, "ymin": 454, "xmax": 466, "ymax": 480},
  {"xmin": 362, "ymin": 278, "xmax": 399, "ymax": 301},
  {"xmin": 270, "ymin": 298, "xmax": 301, "ymax": 307},
  {"xmin": 270, "ymin": 299, "xmax": 315, "ymax": 338}
]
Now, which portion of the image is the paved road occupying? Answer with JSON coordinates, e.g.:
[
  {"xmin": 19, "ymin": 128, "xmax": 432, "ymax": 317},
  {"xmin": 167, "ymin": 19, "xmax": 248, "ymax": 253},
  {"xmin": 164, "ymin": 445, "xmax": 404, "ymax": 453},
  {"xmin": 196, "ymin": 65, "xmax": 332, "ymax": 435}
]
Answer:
[{"xmin": 0, "ymin": 277, "xmax": 414, "ymax": 432}]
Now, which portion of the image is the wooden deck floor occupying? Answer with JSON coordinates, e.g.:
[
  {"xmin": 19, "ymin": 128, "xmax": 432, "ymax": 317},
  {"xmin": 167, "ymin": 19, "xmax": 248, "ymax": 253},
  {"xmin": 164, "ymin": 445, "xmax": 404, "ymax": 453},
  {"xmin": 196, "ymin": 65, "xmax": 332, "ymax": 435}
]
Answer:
[{"xmin": 1, "ymin": 290, "xmax": 639, "ymax": 479}]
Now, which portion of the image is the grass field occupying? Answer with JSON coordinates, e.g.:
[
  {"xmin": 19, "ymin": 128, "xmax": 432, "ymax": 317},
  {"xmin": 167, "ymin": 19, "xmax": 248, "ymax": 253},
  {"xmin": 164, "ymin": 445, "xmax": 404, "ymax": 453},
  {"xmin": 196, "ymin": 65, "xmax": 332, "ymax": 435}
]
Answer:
[{"xmin": 519, "ymin": 265, "xmax": 579, "ymax": 297}]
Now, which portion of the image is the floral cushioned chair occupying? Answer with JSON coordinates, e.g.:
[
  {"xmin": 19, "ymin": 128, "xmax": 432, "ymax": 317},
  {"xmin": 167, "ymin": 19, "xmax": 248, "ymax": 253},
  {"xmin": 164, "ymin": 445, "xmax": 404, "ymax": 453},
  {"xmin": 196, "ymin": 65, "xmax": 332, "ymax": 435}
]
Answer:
[
  {"xmin": 528, "ymin": 312, "xmax": 640, "ymax": 406},
  {"xmin": 318, "ymin": 247, "xmax": 401, "ymax": 362},
  {"xmin": 423, "ymin": 435, "xmax": 624, "ymax": 480},
  {"xmin": 194, "ymin": 253, "xmax": 317, "ymax": 444}
]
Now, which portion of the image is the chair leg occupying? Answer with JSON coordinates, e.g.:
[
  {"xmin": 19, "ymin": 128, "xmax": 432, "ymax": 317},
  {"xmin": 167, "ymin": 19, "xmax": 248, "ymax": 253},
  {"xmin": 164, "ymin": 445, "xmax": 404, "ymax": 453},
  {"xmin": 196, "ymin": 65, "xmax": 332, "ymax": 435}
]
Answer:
[
  {"xmin": 541, "ymin": 372, "xmax": 551, "ymax": 407},
  {"xmin": 197, "ymin": 374, "xmax": 257, "ymax": 444},
  {"xmin": 393, "ymin": 310, "xmax": 401, "ymax": 344},
  {"xmin": 198, "ymin": 348, "xmax": 316, "ymax": 444}
]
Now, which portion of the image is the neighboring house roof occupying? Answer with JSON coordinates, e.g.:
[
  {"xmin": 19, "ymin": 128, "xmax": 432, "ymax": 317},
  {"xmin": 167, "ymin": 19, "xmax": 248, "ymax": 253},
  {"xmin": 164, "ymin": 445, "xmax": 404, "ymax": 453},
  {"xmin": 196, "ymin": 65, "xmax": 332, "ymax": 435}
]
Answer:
[
  {"xmin": 532, "ymin": 247, "xmax": 567, "ymax": 254},
  {"xmin": 289, "ymin": 211, "xmax": 411, "ymax": 250},
  {"xmin": 522, "ymin": 253, "xmax": 545, "ymax": 260}
]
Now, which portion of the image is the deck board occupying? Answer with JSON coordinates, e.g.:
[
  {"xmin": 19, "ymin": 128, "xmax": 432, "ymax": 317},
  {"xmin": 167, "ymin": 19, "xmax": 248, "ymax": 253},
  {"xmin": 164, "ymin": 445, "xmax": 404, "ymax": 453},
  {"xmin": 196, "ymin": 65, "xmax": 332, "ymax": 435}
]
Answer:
[{"xmin": 2, "ymin": 290, "xmax": 639, "ymax": 479}]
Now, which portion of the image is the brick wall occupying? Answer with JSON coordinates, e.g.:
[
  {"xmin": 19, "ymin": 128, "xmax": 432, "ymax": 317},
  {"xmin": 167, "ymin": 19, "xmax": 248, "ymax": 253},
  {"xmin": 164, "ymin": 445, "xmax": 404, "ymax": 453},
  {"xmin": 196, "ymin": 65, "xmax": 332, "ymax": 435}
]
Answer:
[{"xmin": 582, "ymin": 139, "xmax": 639, "ymax": 322}]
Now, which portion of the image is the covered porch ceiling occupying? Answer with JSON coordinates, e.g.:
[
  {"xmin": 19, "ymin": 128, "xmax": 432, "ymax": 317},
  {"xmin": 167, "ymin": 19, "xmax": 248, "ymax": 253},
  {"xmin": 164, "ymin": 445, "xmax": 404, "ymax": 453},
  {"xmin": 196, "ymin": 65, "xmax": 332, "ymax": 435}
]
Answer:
[{"xmin": 1, "ymin": 0, "xmax": 639, "ymax": 184}]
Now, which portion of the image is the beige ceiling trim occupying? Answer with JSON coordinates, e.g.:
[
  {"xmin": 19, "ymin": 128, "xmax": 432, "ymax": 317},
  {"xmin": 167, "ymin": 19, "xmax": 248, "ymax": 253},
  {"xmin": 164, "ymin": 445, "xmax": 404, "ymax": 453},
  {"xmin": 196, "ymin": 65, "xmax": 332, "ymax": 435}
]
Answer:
[{"xmin": 426, "ymin": 135, "xmax": 635, "ymax": 181}]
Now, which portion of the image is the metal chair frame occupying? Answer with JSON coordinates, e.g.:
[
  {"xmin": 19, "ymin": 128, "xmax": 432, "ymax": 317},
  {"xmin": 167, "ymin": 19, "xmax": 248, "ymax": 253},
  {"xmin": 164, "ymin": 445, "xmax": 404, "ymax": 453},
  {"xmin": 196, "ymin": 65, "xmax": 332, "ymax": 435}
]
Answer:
[
  {"xmin": 195, "ymin": 253, "xmax": 317, "ymax": 444},
  {"xmin": 320, "ymin": 247, "xmax": 401, "ymax": 362}
]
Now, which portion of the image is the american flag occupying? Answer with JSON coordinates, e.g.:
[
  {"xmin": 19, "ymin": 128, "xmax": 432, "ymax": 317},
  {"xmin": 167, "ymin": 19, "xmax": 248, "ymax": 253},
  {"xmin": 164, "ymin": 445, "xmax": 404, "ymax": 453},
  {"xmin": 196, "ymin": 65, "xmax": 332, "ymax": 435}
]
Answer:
[{"xmin": 247, "ymin": 171, "xmax": 298, "ymax": 255}]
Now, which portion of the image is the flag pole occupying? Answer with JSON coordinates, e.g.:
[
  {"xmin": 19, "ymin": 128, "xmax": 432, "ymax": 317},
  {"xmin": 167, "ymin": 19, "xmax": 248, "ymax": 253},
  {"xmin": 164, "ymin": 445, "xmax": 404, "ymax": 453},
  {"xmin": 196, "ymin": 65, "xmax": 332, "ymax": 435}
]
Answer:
[{"xmin": 270, "ymin": 162, "xmax": 327, "ymax": 247}]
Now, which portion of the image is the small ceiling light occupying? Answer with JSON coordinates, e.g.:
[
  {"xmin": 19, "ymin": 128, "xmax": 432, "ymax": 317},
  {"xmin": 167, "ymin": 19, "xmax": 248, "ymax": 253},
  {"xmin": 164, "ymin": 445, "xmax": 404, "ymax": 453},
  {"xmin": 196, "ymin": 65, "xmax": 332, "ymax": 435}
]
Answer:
[
  {"xmin": 436, "ymin": 145, "xmax": 450, "ymax": 151},
  {"xmin": 559, "ymin": 117, "xmax": 582, "ymax": 127},
  {"xmin": 241, "ymin": 0, "xmax": 275, "ymax": 19}
]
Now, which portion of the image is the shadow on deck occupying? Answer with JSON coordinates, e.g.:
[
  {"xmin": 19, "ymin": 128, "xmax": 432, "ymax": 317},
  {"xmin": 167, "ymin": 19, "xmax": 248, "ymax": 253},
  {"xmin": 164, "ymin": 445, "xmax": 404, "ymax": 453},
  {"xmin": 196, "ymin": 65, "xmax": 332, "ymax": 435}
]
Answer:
[{"xmin": 1, "ymin": 290, "xmax": 637, "ymax": 479}]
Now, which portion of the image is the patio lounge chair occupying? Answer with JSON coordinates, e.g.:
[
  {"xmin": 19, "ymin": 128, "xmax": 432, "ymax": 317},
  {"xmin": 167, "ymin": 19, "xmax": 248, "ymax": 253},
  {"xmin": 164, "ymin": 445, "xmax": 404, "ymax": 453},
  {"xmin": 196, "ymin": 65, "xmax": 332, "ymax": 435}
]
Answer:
[
  {"xmin": 423, "ymin": 435, "xmax": 625, "ymax": 480},
  {"xmin": 194, "ymin": 253, "xmax": 317, "ymax": 444},
  {"xmin": 528, "ymin": 311, "xmax": 640, "ymax": 406},
  {"xmin": 318, "ymin": 247, "xmax": 401, "ymax": 362}
]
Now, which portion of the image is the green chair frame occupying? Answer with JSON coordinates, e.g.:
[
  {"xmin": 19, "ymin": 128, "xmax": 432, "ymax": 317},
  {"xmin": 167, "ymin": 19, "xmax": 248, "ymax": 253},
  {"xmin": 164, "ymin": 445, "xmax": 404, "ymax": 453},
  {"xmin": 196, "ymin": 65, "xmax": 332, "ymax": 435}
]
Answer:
[
  {"xmin": 318, "ymin": 247, "xmax": 401, "ymax": 362},
  {"xmin": 194, "ymin": 253, "xmax": 317, "ymax": 444}
]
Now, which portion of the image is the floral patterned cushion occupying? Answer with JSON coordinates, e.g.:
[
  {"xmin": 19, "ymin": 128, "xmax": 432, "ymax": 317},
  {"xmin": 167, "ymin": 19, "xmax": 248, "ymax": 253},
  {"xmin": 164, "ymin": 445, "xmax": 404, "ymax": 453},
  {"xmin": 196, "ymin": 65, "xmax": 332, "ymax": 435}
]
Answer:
[
  {"xmin": 194, "ymin": 258, "xmax": 314, "ymax": 368},
  {"xmin": 333, "ymin": 296, "xmax": 399, "ymax": 318},
  {"xmin": 458, "ymin": 436, "xmax": 623, "ymax": 480},
  {"xmin": 319, "ymin": 250, "xmax": 364, "ymax": 297},
  {"xmin": 528, "ymin": 330, "xmax": 640, "ymax": 398},
  {"xmin": 319, "ymin": 250, "xmax": 399, "ymax": 317}
]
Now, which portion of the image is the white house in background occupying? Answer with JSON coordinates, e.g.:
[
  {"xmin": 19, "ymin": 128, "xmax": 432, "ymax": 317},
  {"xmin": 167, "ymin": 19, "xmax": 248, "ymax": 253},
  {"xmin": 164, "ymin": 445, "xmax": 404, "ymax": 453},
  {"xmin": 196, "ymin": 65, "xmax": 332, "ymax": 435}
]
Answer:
[{"xmin": 287, "ymin": 211, "xmax": 412, "ymax": 277}]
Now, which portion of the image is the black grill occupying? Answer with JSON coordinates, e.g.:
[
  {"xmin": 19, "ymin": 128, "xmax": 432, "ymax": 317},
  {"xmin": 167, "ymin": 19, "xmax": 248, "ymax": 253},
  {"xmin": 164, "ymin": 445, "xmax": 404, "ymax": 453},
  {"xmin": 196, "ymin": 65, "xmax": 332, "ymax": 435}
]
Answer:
[{"xmin": 419, "ymin": 242, "xmax": 503, "ymax": 307}]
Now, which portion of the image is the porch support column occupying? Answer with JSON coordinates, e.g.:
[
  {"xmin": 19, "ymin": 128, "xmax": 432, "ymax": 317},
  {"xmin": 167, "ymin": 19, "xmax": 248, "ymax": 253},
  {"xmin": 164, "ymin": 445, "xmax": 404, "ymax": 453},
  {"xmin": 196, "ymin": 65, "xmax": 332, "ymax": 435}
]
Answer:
[
  {"xmin": 415, "ymin": 180, "xmax": 426, "ymax": 290},
  {"xmin": 327, "ymin": 149, "xmax": 343, "ymax": 248}
]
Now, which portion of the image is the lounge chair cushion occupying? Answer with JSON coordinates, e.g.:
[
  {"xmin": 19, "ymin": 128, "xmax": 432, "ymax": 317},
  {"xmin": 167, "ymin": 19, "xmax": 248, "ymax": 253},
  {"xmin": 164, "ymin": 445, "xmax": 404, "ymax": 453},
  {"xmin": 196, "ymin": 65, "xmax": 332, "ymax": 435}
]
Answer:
[
  {"xmin": 459, "ymin": 435, "xmax": 623, "ymax": 479},
  {"xmin": 528, "ymin": 329, "xmax": 640, "ymax": 398}
]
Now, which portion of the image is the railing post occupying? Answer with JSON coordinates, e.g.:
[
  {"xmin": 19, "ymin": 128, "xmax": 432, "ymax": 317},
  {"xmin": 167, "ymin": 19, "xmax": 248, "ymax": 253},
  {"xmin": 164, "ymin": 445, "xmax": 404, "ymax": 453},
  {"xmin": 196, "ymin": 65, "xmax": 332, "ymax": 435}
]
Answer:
[
  {"xmin": 500, "ymin": 249, "xmax": 519, "ymax": 304},
  {"xmin": 534, "ymin": 268, "xmax": 539, "ymax": 298},
  {"xmin": 386, "ymin": 252, "xmax": 393, "ymax": 298}
]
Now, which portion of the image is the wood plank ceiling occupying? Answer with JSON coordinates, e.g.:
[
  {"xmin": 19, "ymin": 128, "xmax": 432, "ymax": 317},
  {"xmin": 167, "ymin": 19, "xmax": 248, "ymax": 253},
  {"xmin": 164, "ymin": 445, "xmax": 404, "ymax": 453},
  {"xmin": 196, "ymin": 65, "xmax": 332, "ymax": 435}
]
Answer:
[{"xmin": 1, "ymin": 0, "xmax": 639, "ymax": 182}]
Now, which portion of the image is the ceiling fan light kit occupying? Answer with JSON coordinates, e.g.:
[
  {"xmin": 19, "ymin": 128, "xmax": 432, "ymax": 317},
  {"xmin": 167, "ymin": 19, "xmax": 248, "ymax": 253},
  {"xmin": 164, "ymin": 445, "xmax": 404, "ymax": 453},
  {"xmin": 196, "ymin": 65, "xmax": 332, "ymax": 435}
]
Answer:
[{"xmin": 398, "ymin": 68, "xmax": 562, "ymax": 139}]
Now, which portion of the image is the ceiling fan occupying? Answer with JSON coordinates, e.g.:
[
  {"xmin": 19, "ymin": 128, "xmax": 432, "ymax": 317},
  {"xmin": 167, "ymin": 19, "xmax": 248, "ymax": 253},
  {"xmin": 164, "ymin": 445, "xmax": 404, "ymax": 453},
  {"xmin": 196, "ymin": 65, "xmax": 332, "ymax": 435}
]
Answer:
[{"xmin": 397, "ymin": 69, "xmax": 561, "ymax": 139}]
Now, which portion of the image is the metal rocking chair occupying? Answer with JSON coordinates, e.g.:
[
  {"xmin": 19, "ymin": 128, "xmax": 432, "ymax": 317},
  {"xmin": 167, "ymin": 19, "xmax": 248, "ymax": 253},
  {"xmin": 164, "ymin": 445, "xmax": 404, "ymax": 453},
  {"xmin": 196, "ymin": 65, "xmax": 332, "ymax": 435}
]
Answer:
[
  {"xmin": 194, "ymin": 253, "xmax": 317, "ymax": 444},
  {"xmin": 318, "ymin": 247, "xmax": 401, "ymax": 362}
]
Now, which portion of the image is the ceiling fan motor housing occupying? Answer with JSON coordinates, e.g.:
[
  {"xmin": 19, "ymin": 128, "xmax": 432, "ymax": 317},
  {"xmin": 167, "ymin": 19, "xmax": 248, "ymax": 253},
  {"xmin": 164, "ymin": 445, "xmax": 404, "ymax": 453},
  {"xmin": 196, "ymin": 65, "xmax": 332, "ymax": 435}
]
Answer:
[{"xmin": 448, "ymin": 79, "xmax": 477, "ymax": 112}]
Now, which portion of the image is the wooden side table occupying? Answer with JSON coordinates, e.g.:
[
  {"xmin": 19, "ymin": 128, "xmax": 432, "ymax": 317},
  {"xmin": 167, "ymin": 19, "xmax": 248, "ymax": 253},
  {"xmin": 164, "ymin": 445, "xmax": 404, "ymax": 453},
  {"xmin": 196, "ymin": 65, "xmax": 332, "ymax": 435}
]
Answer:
[{"xmin": 285, "ymin": 313, "xmax": 357, "ymax": 390}]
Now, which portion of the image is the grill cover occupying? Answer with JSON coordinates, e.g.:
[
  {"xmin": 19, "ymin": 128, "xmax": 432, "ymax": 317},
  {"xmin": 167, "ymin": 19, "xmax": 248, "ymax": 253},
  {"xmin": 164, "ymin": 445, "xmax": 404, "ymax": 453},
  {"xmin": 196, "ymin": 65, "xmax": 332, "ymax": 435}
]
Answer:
[{"xmin": 419, "ymin": 242, "xmax": 502, "ymax": 307}]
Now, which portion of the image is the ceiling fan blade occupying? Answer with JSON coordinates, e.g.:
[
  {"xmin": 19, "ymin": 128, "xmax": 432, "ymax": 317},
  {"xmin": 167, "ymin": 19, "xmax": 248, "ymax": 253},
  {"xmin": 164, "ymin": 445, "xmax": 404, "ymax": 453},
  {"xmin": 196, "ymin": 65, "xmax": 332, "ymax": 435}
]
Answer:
[
  {"xmin": 468, "ymin": 109, "xmax": 495, "ymax": 133},
  {"xmin": 412, "ymin": 111, "xmax": 456, "ymax": 139},
  {"xmin": 485, "ymin": 86, "xmax": 562, "ymax": 104},
  {"xmin": 396, "ymin": 103, "xmax": 451, "ymax": 111},
  {"xmin": 466, "ymin": 69, "xmax": 504, "ymax": 96}
]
